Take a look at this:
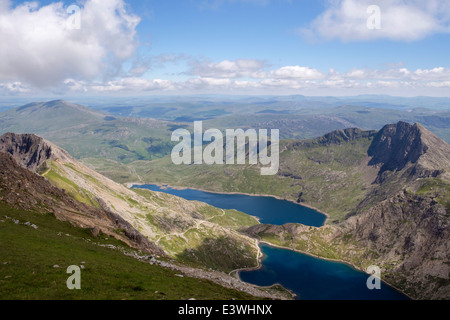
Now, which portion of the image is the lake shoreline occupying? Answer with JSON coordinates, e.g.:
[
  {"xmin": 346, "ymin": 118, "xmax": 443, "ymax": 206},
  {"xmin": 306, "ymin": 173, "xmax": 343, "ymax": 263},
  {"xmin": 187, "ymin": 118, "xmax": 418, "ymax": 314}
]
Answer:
[
  {"xmin": 126, "ymin": 181, "xmax": 330, "ymax": 224},
  {"xmin": 252, "ymin": 241, "xmax": 412, "ymax": 300}
]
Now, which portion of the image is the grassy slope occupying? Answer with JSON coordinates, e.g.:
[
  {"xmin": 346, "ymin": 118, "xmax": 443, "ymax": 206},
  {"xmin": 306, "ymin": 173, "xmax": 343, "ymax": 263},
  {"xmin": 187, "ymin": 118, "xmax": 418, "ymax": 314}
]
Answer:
[
  {"xmin": 0, "ymin": 205, "xmax": 259, "ymax": 300},
  {"xmin": 132, "ymin": 188, "xmax": 260, "ymax": 272}
]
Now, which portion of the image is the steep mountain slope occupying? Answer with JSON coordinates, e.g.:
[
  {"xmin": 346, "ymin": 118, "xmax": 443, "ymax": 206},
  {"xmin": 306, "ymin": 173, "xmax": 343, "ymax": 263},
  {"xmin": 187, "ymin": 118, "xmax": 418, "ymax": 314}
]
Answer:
[
  {"xmin": 0, "ymin": 132, "xmax": 74, "ymax": 172},
  {"xmin": 0, "ymin": 198, "xmax": 273, "ymax": 300},
  {"xmin": 355, "ymin": 122, "xmax": 450, "ymax": 214},
  {"xmin": 0, "ymin": 133, "xmax": 260, "ymax": 273},
  {"xmin": 0, "ymin": 151, "xmax": 161, "ymax": 255}
]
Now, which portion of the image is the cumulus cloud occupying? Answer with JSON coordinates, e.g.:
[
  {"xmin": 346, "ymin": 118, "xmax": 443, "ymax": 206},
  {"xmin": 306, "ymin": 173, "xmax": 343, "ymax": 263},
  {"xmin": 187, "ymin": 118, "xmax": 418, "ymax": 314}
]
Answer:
[
  {"xmin": 0, "ymin": 0, "xmax": 140, "ymax": 88},
  {"xmin": 0, "ymin": 81, "xmax": 30, "ymax": 94},
  {"xmin": 64, "ymin": 77, "xmax": 174, "ymax": 93},
  {"xmin": 270, "ymin": 66, "xmax": 325, "ymax": 80},
  {"xmin": 345, "ymin": 67, "xmax": 450, "ymax": 81},
  {"xmin": 300, "ymin": 0, "xmax": 450, "ymax": 42},
  {"xmin": 188, "ymin": 59, "xmax": 267, "ymax": 79},
  {"xmin": 45, "ymin": 65, "xmax": 450, "ymax": 96}
]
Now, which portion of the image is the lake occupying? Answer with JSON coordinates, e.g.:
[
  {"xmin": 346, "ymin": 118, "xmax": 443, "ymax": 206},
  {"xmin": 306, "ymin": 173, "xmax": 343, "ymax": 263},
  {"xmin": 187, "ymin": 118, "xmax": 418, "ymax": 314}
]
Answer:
[
  {"xmin": 240, "ymin": 243, "xmax": 408, "ymax": 300},
  {"xmin": 133, "ymin": 184, "xmax": 326, "ymax": 227},
  {"xmin": 133, "ymin": 184, "xmax": 409, "ymax": 300}
]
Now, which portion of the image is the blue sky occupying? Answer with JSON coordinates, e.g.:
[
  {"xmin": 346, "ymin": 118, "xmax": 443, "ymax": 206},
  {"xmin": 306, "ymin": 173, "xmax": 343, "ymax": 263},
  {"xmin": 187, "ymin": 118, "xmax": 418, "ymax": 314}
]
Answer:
[{"xmin": 1, "ymin": 0, "xmax": 450, "ymax": 96}]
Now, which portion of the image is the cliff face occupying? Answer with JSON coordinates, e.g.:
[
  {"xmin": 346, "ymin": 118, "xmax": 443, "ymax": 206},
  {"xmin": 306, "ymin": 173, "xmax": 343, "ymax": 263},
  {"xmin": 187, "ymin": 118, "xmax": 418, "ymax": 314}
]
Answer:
[
  {"xmin": 0, "ymin": 132, "xmax": 73, "ymax": 172},
  {"xmin": 368, "ymin": 122, "xmax": 427, "ymax": 172}
]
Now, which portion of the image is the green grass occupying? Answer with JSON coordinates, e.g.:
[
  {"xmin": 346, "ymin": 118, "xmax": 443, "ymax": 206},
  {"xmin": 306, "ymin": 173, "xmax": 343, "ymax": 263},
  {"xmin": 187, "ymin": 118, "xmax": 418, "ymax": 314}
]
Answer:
[
  {"xmin": 0, "ymin": 205, "xmax": 260, "ymax": 300},
  {"xmin": 42, "ymin": 162, "xmax": 100, "ymax": 209},
  {"xmin": 209, "ymin": 209, "xmax": 259, "ymax": 230},
  {"xmin": 176, "ymin": 236, "xmax": 258, "ymax": 272},
  {"xmin": 414, "ymin": 178, "xmax": 450, "ymax": 213}
]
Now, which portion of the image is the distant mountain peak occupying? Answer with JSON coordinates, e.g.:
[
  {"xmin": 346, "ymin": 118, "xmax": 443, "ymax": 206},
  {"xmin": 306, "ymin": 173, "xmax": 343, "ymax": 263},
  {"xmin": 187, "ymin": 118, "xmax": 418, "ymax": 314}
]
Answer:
[{"xmin": 15, "ymin": 99, "xmax": 104, "ymax": 116}]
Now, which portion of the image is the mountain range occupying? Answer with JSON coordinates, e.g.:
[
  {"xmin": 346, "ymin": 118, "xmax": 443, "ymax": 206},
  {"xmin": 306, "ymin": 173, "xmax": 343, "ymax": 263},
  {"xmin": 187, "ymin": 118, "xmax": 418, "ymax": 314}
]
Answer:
[{"xmin": 0, "ymin": 100, "xmax": 449, "ymax": 299}]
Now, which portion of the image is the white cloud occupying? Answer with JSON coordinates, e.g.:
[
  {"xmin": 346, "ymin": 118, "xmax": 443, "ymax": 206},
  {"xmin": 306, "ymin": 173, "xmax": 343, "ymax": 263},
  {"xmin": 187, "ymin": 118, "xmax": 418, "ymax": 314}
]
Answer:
[
  {"xmin": 0, "ymin": 81, "xmax": 30, "ymax": 94},
  {"xmin": 188, "ymin": 59, "xmax": 267, "ymax": 79},
  {"xmin": 0, "ymin": 0, "xmax": 140, "ymax": 88},
  {"xmin": 412, "ymin": 67, "xmax": 450, "ymax": 80},
  {"xmin": 182, "ymin": 77, "xmax": 233, "ymax": 90},
  {"xmin": 426, "ymin": 81, "xmax": 450, "ymax": 88},
  {"xmin": 90, "ymin": 78, "xmax": 174, "ymax": 92},
  {"xmin": 271, "ymin": 66, "xmax": 325, "ymax": 80},
  {"xmin": 300, "ymin": 0, "xmax": 450, "ymax": 42}
]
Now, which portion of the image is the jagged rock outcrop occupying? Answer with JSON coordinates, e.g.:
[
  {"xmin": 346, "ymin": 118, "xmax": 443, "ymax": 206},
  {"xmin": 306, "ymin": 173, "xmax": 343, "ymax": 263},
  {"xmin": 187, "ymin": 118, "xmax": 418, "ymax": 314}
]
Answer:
[{"xmin": 0, "ymin": 132, "xmax": 73, "ymax": 172}]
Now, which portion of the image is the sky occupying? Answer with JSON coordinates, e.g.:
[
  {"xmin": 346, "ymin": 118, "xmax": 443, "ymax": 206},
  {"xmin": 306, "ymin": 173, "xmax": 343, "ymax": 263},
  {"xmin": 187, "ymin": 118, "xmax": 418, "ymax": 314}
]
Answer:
[{"xmin": 1, "ymin": 0, "xmax": 450, "ymax": 97}]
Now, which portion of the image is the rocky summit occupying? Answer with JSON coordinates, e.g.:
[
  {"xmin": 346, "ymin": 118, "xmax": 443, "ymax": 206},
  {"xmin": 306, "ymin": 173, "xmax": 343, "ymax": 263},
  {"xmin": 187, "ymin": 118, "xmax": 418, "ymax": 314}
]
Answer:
[{"xmin": 368, "ymin": 121, "xmax": 450, "ymax": 182}]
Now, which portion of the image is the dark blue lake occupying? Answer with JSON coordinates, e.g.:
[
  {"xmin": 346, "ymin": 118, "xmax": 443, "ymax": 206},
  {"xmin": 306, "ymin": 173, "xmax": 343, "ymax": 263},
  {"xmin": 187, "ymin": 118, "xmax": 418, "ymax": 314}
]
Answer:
[
  {"xmin": 134, "ymin": 184, "xmax": 409, "ymax": 300},
  {"xmin": 240, "ymin": 243, "xmax": 409, "ymax": 300},
  {"xmin": 133, "ymin": 184, "xmax": 326, "ymax": 227}
]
